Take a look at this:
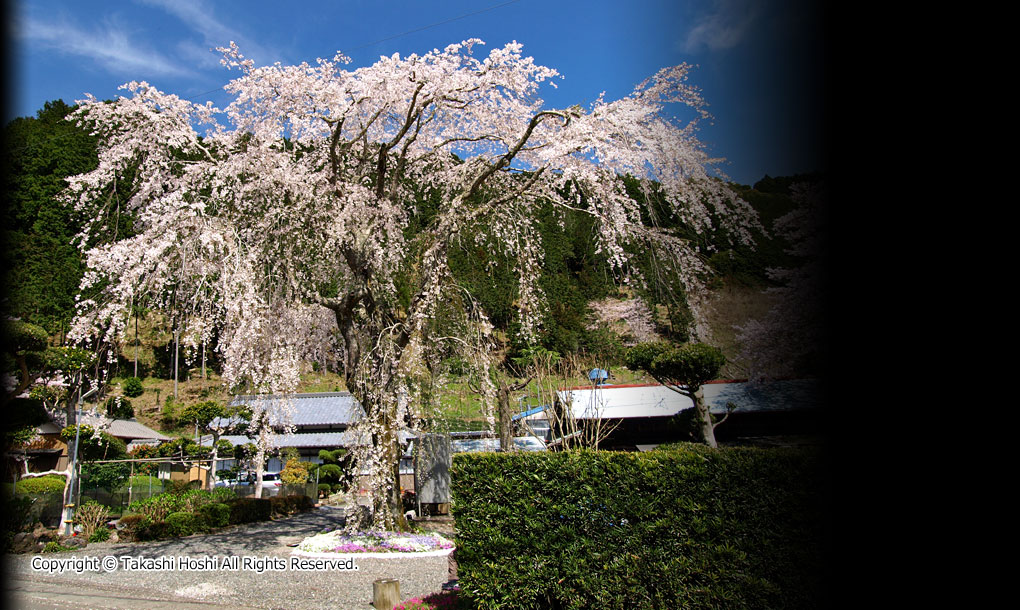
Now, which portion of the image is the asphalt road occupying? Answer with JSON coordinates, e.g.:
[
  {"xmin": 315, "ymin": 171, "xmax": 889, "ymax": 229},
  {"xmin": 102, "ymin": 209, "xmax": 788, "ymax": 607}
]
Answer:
[{"xmin": 4, "ymin": 506, "xmax": 454, "ymax": 610}]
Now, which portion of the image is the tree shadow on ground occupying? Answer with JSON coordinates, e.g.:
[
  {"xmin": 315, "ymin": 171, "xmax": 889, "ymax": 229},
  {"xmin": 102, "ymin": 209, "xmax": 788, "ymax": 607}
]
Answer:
[{"xmin": 100, "ymin": 507, "xmax": 349, "ymax": 558}]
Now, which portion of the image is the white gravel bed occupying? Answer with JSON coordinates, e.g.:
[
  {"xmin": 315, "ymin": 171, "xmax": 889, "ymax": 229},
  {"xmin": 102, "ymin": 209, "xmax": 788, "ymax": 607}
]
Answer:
[{"xmin": 5, "ymin": 507, "xmax": 453, "ymax": 610}]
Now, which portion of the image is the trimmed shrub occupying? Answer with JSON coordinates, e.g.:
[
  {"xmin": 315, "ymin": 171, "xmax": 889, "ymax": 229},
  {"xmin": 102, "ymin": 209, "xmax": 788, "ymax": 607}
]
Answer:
[
  {"xmin": 292, "ymin": 494, "xmax": 314, "ymax": 512},
  {"xmin": 123, "ymin": 377, "xmax": 144, "ymax": 398},
  {"xmin": 226, "ymin": 497, "xmax": 273, "ymax": 524},
  {"xmin": 165, "ymin": 511, "xmax": 197, "ymax": 537},
  {"xmin": 135, "ymin": 518, "xmax": 170, "ymax": 541},
  {"xmin": 117, "ymin": 513, "xmax": 148, "ymax": 537},
  {"xmin": 15, "ymin": 475, "xmax": 66, "ymax": 495},
  {"xmin": 199, "ymin": 502, "xmax": 231, "ymax": 529},
  {"xmin": 190, "ymin": 511, "xmax": 211, "ymax": 533},
  {"xmin": 269, "ymin": 496, "xmax": 291, "ymax": 517},
  {"xmin": 451, "ymin": 444, "xmax": 826, "ymax": 610}
]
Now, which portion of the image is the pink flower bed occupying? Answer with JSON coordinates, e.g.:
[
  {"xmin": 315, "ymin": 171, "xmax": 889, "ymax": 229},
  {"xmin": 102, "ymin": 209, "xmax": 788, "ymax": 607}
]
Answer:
[{"xmin": 392, "ymin": 589, "xmax": 459, "ymax": 610}]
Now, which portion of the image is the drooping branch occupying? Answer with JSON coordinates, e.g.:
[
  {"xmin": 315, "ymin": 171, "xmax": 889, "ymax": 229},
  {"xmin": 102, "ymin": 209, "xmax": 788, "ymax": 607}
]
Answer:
[{"xmin": 466, "ymin": 110, "xmax": 570, "ymax": 199}]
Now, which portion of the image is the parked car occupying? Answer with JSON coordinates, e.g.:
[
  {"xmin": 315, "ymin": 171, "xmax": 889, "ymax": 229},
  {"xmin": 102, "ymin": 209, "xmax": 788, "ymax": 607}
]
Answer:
[
  {"xmin": 260, "ymin": 472, "xmax": 283, "ymax": 496},
  {"xmin": 214, "ymin": 472, "xmax": 280, "ymax": 493}
]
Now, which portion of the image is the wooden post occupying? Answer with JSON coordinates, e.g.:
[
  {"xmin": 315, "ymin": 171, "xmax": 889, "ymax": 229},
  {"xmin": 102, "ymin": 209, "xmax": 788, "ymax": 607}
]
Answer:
[{"xmin": 373, "ymin": 578, "xmax": 400, "ymax": 609}]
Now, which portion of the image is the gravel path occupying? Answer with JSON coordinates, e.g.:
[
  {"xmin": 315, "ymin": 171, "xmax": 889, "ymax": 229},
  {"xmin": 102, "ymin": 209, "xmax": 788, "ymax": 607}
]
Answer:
[{"xmin": 5, "ymin": 506, "xmax": 454, "ymax": 610}]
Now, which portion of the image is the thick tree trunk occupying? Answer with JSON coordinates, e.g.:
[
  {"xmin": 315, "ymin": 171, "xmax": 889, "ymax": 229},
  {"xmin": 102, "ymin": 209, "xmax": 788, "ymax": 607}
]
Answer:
[
  {"xmin": 496, "ymin": 376, "xmax": 531, "ymax": 452},
  {"xmin": 367, "ymin": 396, "xmax": 408, "ymax": 531},
  {"xmin": 333, "ymin": 304, "xmax": 411, "ymax": 531},
  {"xmin": 207, "ymin": 440, "xmax": 219, "ymax": 491},
  {"xmin": 498, "ymin": 385, "xmax": 513, "ymax": 452},
  {"xmin": 253, "ymin": 446, "xmax": 265, "ymax": 499},
  {"xmin": 693, "ymin": 388, "xmax": 717, "ymax": 448}
]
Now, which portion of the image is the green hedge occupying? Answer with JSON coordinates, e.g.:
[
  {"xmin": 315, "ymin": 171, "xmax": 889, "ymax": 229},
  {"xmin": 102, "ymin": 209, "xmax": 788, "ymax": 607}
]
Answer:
[
  {"xmin": 119, "ymin": 494, "xmax": 312, "ymax": 540},
  {"xmin": 165, "ymin": 511, "xmax": 197, "ymax": 537},
  {"xmin": 199, "ymin": 502, "xmax": 231, "ymax": 528},
  {"xmin": 15, "ymin": 475, "xmax": 66, "ymax": 494},
  {"xmin": 227, "ymin": 497, "xmax": 273, "ymax": 524},
  {"xmin": 450, "ymin": 444, "xmax": 826, "ymax": 610}
]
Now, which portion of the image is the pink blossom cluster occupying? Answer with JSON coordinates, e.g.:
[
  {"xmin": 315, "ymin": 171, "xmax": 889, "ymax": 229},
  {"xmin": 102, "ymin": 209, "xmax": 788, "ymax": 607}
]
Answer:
[{"xmin": 392, "ymin": 589, "xmax": 459, "ymax": 610}]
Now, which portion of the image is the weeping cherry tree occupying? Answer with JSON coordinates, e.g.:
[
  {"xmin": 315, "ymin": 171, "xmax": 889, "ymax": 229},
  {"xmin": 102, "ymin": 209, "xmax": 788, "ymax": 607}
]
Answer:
[{"xmin": 63, "ymin": 39, "xmax": 759, "ymax": 529}]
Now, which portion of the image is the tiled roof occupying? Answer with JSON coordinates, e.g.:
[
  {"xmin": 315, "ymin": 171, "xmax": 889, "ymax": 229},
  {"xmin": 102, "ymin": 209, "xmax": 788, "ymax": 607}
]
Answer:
[
  {"xmin": 105, "ymin": 418, "xmax": 172, "ymax": 441},
  {"xmin": 217, "ymin": 392, "xmax": 366, "ymax": 428},
  {"xmin": 36, "ymin": 416, "xmax": 170, "ymax": 441},
  {"xmin": 201, "ymin": 429, "xmax": 415, "ymax": 450},
  {"xmin": 209, "ymin": 431, "xmax": 358, "ymax": 449}
]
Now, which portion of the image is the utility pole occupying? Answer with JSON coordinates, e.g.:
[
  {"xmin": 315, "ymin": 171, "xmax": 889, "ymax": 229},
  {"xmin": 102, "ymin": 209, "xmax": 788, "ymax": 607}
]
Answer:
[{"xmin": 63, "ymin": 386, "xmax": 98, "ymax": 537}]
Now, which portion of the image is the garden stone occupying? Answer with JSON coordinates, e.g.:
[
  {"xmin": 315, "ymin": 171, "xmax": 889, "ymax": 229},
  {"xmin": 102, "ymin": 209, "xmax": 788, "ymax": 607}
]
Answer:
[{"xmin": 11, "ymin": 533, "xmax": 35, "ymax": 554}]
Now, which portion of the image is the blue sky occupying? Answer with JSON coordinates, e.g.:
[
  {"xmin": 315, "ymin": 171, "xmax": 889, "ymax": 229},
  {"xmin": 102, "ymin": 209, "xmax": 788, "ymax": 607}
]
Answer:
[{"xmin": 8, "ymin": 0, "xmax": 826, "ymax": 187}]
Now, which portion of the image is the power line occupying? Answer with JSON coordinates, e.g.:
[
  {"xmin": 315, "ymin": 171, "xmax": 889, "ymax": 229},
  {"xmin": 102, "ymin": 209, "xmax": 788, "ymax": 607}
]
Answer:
[{"xmin": 6, "ymin": 1, "xmax": 522, "ymax": 152}]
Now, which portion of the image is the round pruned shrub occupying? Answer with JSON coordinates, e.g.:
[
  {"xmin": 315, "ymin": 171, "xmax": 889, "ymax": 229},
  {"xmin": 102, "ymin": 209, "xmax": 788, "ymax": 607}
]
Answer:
[
  {"xmin": 165, "ymin": 512, "xmax": 197, "ymax": 538},
  {"xmin": 199, "ymin": 502, "xmax": 230, "ymax": 529},
  {"xmin": 116, "ymin": 513, "xmax": 148, "ymax": 539},
  {"xmin": 122, "ymin": 377, "xmax": 144, "ymax": 398},
  {"xmin": 190, "ymin": 511, "xmax": 210, "ymax": 533},
  {"xmin": 15, "ymin": 475, "xmax": 66, "ymax": 495}
]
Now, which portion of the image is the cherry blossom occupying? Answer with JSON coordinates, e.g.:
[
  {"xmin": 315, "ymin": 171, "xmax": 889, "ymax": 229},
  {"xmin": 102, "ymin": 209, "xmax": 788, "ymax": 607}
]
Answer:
[{"xmin": 64, "ymin": 39, "xmax": 758, "ymax": 529}]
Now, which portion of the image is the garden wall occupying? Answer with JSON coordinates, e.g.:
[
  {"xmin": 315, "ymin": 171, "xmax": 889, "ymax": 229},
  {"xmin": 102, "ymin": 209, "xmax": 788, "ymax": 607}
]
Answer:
[{"xmin": 450, "ymin": 443, "xmax": 827, "ymax": 610}]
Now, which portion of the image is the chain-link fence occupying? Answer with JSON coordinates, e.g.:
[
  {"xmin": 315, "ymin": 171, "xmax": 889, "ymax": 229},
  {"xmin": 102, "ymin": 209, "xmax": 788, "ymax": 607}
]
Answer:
[{"xmin": 76, "ymin": 480, "xmax": 319, "ymax": 514}]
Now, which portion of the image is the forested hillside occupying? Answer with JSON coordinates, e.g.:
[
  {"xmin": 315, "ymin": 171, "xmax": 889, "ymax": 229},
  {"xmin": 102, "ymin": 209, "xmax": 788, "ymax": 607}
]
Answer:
[{"xmin": 3, "ymin": 99, "xmax": 822, "ymax": 402}]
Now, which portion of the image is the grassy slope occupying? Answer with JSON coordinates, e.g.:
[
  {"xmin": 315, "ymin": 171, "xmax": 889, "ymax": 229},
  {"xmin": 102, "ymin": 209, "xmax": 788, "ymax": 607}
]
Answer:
[{"xmin": 109, "ymin": 280, "xmax": 771, "ymax": 436}]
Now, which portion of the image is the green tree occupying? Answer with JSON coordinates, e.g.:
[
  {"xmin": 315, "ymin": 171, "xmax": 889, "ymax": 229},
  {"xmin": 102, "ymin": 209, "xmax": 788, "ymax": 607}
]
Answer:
[
  {"xmin": 179, "ymin": 400, "xmax": 248, "ymax": 489},
  {"xmin": 313, "ymin": 449, "xmax": 352, "ymax": 492},
  {"xmin": 626, "ymin": 341, "xmax": 728, "ymax": 447},
  {"xmin": 281, "ymin": 456, "xmax": 309, "ymax": 485},
  {"xmin": 122, "ymin": 377, "xmax": 144, "ymax": 398},
  {"xmin": 104, "ymin": 396, "xmax": 134, "ymax": 419},
  {"xmin": 2, "ymin": 100, "xmax": 98, "ymax": 335},
  {"xmin": 2, "ymin": 319, "xmax": 50, "ymax": 402},
  {"xmin": 60, "ymin": 425, "xmax": 130, "ymax": 490}
]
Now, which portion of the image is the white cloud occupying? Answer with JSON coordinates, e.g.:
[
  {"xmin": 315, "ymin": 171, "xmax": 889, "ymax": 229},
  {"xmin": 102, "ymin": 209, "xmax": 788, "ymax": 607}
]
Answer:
[
  {"xmin": 135, "ymin": 0, "xmax": 285, "ymax": 66},
  {"xmin": 683, "ymin": 0, "xmax": 760, "ymax": 53},
  {"xmin": 17, "ymin": 14, "xmax": 195, "ymax": 78}
]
